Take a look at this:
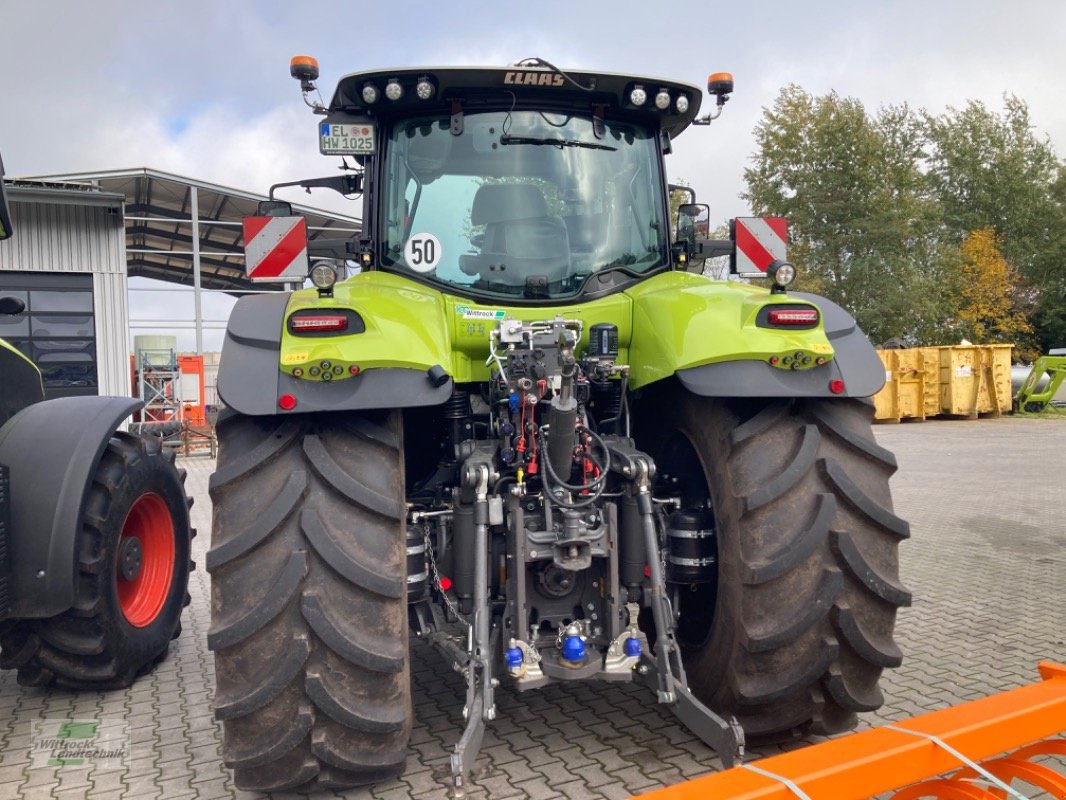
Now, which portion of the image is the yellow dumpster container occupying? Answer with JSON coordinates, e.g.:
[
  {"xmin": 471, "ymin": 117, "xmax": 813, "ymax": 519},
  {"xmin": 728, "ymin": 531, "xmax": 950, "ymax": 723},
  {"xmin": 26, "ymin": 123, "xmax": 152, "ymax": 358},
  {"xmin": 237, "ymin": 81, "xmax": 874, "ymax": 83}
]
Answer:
[
  {"xmin": 873, "ymin": 348, "xmax": 939, "ymax": 422},
  {"xmin": 937, "ymin": 344, "xmax": 1013, "ymax": 417}
]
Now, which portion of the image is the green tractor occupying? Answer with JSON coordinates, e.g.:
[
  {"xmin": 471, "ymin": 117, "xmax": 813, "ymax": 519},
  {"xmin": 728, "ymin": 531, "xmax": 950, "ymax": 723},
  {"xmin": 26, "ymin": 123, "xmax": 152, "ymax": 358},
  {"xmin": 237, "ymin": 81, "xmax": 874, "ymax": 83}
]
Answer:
[
  {"xmin": 0, "ymin": 156, "xmax": 193, "ymax": 689},
  {"xmin": 208, "ymin": 57, "xmax": 910, "ymax": 792}
]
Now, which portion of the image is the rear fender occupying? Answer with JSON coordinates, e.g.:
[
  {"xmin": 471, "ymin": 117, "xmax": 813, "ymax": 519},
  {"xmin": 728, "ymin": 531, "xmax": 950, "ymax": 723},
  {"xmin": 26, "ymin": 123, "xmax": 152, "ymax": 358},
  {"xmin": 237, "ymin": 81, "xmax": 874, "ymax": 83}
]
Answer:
[
  {"xmin": 624, "ymin": 272, "xmax": 884, "ymax": 399},
  {"xmin": 0, "ymin": 396, "xmax": 141, "ymax": 619},
  {"xmin": 216, "ymin": 289, "xmax": 453, "ymax": 416},
  {"xmin": 674, "ymin": 292, "xmax": 885, "ymax": 398}
]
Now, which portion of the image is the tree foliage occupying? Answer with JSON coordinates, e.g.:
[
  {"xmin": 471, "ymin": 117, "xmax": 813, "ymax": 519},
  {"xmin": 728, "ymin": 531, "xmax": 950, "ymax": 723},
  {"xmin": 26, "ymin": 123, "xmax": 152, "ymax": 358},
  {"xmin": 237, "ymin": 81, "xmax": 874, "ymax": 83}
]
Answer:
[
  {"xmin": 924, "ymin": 98, "xmax": 1062, "ymax": 287},
  {"xmin": 951, "ymin": 228, "xmax": 1033, "ymax": 347},
  {"xmin": 743, "ymin": 86, "xmax": 945, "ymax": 344},
  {"xmin": 744, "ymin": 87, "xmax": 1066, "ymax": 353}
]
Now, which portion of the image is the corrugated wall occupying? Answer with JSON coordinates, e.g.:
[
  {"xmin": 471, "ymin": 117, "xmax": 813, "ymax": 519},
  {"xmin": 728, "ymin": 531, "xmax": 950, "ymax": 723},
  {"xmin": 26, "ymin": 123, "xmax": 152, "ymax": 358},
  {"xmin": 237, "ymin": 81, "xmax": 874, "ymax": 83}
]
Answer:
[
  {"xmin": 1, "ymin": 196, "xmax": 130, "ymax": 397},
  {"xmin": 0, "ymin": 199, "xmax": 125, "ymax": 275},
  {"xmin": 93, "ymin": 271, "xmax": 131, "ymax": 397}
]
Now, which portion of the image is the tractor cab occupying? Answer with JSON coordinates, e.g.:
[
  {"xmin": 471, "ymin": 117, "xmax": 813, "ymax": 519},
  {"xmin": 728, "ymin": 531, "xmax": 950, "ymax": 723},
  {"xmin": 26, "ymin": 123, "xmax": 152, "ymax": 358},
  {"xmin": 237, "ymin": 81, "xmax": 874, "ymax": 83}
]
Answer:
[{"xmin": 289, "ymin": 59, "xmax": 734, "ymax": 302}]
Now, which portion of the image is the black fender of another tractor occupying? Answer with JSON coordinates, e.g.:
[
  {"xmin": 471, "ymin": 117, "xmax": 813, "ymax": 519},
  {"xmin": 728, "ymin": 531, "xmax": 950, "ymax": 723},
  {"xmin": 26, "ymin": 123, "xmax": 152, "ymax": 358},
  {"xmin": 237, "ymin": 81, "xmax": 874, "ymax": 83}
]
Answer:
[
  {"xmin": 216, "ymin": 293, "xmax": 453, "ymax": 416},
  {"xmin": 675, "ymin": 292, "xmax": 886, "ymax": 399},
  {"xmin": 0, "ymin": 395, "xmax": 142, "ymax": 619}
]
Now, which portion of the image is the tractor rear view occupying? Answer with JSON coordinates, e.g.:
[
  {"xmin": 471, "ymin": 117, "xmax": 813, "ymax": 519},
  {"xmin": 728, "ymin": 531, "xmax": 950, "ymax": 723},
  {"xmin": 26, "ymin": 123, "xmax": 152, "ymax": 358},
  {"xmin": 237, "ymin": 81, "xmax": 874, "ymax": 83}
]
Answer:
[
  {"xmin": 0, "ymin": 157, "xmax": 193, "ymax": 689},
  {"xmin": 207, "ymin": 57, "xmax": 908, "ymax": 792}
]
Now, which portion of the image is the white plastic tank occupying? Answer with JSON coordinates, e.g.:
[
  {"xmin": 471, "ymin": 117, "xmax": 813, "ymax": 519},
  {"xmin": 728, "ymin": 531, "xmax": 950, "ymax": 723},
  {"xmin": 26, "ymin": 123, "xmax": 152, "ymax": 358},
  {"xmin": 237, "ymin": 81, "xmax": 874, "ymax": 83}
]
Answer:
[{"xmin": 134, "ymin": 334, "xmax": 178, "ymax": 368}]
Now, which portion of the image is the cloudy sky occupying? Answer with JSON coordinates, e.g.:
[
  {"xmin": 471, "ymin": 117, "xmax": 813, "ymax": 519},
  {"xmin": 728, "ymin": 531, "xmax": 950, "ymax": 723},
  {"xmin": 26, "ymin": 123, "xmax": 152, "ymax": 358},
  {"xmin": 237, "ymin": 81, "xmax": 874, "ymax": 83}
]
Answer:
[{"xmin": 3, "ymin": 0, "xmax": 1065, "ymax": 351}]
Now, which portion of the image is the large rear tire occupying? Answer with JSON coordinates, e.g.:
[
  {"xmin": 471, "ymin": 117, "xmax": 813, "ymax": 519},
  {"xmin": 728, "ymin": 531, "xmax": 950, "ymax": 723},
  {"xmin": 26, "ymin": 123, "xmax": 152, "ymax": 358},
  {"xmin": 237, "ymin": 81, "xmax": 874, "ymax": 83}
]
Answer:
[
  {"xmin": 635, "ymin": 389, "xmax": 910, "ymax": 738},
  {"xmin": 0, "ymin": 433, "xmax": 192, "ymax": 689},
  {"xmin": 207, "ymin": 410, "xmax": 411, "ymax": 792}
]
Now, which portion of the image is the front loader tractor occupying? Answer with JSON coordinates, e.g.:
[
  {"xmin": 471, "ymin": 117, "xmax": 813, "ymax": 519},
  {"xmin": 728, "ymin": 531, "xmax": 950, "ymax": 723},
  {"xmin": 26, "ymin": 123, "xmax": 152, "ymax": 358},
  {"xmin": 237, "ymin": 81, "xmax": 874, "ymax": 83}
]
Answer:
[{"xmin": 208, "ymin": 57, "xmax": 909, "ymax": 792}]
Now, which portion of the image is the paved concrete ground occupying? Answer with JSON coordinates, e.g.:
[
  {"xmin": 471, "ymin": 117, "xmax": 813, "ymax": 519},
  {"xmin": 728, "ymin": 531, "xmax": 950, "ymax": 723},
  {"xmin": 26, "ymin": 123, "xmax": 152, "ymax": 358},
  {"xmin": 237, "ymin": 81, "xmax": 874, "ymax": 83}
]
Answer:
[{"xmin": 1, "ymin": 415, "xmax": 1064, "ymax": 799}]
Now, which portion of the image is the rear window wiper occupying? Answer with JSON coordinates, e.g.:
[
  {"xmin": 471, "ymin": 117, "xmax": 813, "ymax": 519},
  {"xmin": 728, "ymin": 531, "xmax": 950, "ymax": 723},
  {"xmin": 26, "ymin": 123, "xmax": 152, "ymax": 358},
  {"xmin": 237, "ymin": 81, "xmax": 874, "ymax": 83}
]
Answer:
[{"xmin": 499, "ymin": 135, "xmax": 616, "ymax": 151}]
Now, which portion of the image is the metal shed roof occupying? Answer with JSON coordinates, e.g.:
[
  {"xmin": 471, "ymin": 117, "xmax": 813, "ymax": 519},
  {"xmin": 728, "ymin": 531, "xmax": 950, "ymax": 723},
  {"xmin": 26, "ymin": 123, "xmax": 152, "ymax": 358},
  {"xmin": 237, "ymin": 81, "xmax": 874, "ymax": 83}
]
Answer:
[{"xmin": 17, "ymin": 167, "xmax": 361, "ymax": 292}]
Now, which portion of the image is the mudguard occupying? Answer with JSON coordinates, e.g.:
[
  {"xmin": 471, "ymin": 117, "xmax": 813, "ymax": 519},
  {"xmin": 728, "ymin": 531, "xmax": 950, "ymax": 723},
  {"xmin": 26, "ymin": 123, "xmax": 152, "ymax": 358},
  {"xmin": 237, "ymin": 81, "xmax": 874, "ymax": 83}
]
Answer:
[
  {"xmin": 0, "ymin": 396, "xmax": 141, "ymax": 619},
  {"xmin": 673, "ymin": 292, "xmax": 885, "ymax": 399},
  {"xmin": 216, "ymin": 291, "xmax": 453, "ymax": 416}
]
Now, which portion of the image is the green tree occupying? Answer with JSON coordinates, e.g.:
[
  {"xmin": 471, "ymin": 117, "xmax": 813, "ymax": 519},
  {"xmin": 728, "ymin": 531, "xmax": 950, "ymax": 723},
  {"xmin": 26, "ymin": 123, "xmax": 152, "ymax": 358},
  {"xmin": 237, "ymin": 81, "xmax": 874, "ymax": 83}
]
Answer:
[
  {"xmin": 924, "ymin": 97, "xmax": 1061, "ymax": 284},
  {"xmin": 744, "ymin": 86, "xmax": 948, "ymax": 344},
  {"xmin": 924, "ymin": 97, "xmax": 1066, "ymax": 352}
]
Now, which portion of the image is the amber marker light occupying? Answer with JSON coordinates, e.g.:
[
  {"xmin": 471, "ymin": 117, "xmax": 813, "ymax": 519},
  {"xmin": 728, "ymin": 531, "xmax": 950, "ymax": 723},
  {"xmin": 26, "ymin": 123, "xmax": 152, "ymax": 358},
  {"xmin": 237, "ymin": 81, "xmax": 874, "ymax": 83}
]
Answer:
[
  {"xmin": 707, "ymin": 72, "xmax": 734, "ymax": 96},
  {"xmin": 289, "ymin": 55, "xmax": 320, "ymax": 81}
]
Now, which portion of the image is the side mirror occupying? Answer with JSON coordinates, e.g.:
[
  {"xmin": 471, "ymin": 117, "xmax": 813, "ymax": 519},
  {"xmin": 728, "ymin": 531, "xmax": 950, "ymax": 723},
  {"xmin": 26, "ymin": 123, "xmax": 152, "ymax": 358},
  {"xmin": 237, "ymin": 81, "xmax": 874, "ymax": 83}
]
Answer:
[
  {"xmin": 257, "ymin": 199, "xmax": 294, "ymax": 217},
  {"xmin": 669, "ymin": 184, "xmax": 695, "ymax": 207},
  {"xmin": 677, "ymin": 203, "xmax": 710, "ymax": 246},
  {"xmin": 0, "ymin": 152, "xmax": 13, "ymax": 241},
  {"xmin": 0, "ymin": 296, "xmax": 26, "ymax": 315}
]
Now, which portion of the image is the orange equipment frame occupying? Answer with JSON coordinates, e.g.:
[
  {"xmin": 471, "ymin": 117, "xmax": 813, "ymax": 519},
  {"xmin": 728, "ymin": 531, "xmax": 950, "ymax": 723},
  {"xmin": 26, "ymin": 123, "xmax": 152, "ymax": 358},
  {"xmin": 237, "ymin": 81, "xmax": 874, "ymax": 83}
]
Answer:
[{"xmin": 638, "ymin": 662, "xmax": 1066, "ymax": 800}]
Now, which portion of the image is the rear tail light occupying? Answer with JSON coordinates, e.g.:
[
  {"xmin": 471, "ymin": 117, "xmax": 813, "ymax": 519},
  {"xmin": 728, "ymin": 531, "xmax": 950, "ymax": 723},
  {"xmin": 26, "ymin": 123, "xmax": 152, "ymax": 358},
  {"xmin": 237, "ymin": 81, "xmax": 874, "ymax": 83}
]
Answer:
[
  {"xmin": 759, "ymin": 304, "xmax": 820, "ymax": 329},
  {"xmin": 290, "ymin": 314, "xmax": 348, "ymax": 332},
  {"xmin": 768, "ymin": 308, "xmax": 819, "ymax": 326}
]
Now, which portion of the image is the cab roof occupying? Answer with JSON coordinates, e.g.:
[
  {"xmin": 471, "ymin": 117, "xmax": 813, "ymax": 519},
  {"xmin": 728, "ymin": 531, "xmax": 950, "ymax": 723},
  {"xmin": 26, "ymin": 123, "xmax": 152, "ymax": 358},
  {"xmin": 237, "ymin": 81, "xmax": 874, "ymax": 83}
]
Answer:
[{"xmin": 328, "ymin": 65, "xmax": 704, "ymax": 138}]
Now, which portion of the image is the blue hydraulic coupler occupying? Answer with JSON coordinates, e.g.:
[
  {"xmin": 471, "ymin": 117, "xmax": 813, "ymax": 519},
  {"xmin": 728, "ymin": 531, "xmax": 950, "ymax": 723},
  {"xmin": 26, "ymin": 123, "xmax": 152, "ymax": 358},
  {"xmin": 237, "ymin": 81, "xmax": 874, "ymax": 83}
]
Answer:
[
  {"xmin": 624, "ymin": 636, "xmax": 642, "ymax": 658},
  {"xmin": 561, "ymin": 634, "xmax": 586, "ymax": 664},
  {"xmin": 505, "ymin": 641, "xmax": 524, "ymax": 674}
]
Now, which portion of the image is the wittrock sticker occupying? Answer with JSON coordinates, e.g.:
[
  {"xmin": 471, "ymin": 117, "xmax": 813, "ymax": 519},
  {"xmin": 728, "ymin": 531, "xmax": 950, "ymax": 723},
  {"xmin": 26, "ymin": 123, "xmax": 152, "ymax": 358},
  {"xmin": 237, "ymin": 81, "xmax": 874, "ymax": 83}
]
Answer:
[
  {"xmin": 404, "ymin": 233, "xmax": 442, "ymax": 273},
  {"xmin": 455, "ymin": 305, "xmax": 506, "ymax": 321},
  {"xmin": 31, "ymin": 719, "xmax": 131, "ymax": 770}
]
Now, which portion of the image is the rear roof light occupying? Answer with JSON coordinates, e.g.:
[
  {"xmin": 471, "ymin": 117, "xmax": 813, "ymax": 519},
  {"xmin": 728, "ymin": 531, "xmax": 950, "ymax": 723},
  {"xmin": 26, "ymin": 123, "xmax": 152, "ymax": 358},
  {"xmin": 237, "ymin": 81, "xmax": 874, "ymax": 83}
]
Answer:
[{"xmin": 290, "ymin": 314, "xmax": 348, "ymax": 332}]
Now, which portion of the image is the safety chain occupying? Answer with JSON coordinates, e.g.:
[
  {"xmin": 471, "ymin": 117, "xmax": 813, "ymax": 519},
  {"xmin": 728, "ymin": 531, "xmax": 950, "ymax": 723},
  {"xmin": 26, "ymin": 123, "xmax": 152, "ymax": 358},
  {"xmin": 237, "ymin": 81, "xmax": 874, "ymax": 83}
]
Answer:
[{"xmin": 423, "ymin": 523, "xmax": 471, "ymax": 630}]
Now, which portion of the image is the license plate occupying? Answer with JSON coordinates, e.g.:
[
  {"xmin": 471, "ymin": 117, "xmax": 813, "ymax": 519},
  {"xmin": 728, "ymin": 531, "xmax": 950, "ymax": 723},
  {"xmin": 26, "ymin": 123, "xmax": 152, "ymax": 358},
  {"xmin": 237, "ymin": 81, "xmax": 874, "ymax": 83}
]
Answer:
[{"xmin": 319, "ymin": 122, "xmax": 376, "ymax": 156}]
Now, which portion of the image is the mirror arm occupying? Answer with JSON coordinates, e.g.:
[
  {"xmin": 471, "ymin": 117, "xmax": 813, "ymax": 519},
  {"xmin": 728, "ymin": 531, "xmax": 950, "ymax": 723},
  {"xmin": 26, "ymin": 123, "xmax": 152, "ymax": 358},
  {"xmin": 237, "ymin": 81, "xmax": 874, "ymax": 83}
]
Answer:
[
  {"xmin": 268, "ymin": 174, "xmax": 362, "ymax": 200},
  {"xmin": 307, "ymin": 237, "xmax": 356, "ymax": 260},
  {"xmin": 692, "ymin": 238, "xmax": 734, "ymax": 259}
]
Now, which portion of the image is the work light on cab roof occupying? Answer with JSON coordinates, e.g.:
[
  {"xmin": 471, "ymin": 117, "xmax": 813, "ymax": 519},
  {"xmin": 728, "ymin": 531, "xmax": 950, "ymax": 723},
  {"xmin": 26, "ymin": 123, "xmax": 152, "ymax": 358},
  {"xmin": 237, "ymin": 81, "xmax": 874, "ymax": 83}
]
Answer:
[{"xmin": 285, "ymin": 55, "xmax": 733, "ymax": 129}]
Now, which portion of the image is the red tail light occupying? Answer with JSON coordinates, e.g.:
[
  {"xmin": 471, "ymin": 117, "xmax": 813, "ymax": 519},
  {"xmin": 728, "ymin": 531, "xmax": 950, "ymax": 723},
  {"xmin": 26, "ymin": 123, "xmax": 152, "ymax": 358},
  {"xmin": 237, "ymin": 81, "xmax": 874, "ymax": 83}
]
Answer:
[
  {"xmin": 290, "ymin": 315, "xmax": 348, "ymax": 332},
  {"xmin": 767, "ymin": 308, "xmax": 819, "ymax": 326}
]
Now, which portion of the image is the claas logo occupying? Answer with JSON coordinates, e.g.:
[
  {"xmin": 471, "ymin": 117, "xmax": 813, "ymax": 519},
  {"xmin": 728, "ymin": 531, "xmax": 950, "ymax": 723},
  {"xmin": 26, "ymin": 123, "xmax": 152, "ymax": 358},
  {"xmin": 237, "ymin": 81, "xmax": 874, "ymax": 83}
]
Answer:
[{"xmin": 503, "ymin": 71, "xmax": 565, "ymax": 87}]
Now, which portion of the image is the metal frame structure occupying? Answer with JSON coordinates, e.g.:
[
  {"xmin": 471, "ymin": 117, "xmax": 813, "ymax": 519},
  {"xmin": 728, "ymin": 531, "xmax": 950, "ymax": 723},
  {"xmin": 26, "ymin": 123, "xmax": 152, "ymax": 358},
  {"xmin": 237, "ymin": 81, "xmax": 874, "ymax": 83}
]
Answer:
[
  {"xmin": 137, "ymin": 347, "xmax": 181, "ymax": 422},
  {"xmin": 18, "ymin": 168, "xmax": 361, "ymax": 354}
]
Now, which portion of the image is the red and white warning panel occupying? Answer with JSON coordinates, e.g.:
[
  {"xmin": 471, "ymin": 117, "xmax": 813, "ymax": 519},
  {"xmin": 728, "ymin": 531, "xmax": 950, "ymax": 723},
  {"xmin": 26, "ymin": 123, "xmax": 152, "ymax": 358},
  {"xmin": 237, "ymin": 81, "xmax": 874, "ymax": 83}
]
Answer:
[
  {"xmin": 242, "ymin": 216, "xmax": 309, "ymax": 282},
  {"xmin": 734, "ymin": 217, "xmax": 787, "ymax": 277}
]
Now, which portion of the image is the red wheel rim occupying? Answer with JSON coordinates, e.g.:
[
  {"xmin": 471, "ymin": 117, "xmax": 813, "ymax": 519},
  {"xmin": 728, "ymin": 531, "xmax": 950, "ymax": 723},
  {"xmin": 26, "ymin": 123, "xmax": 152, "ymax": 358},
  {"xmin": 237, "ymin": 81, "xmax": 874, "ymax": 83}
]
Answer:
[{"xmin": 116, "ymin": 492, "xmax": 175, "ymax": 627}]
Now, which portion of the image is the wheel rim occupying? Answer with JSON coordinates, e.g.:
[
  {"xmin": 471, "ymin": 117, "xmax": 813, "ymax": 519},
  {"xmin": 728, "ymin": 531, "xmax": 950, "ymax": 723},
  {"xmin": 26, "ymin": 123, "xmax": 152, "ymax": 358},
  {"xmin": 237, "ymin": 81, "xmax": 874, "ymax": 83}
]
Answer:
[{"xmin": 116, "ymin": 492, "xmax": 175, "ymax": 627}]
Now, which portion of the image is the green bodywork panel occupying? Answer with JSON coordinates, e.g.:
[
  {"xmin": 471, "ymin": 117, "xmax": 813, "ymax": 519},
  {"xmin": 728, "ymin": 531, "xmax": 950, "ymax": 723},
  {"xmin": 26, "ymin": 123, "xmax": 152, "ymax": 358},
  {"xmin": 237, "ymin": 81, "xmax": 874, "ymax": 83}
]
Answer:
[
  {"xmin": 0, "ymin": 337, "xmax": 45, "ymax": 427},
  {"xmin": 277, "ymin": 271, "xmax": 835, "ymax": 390}
]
